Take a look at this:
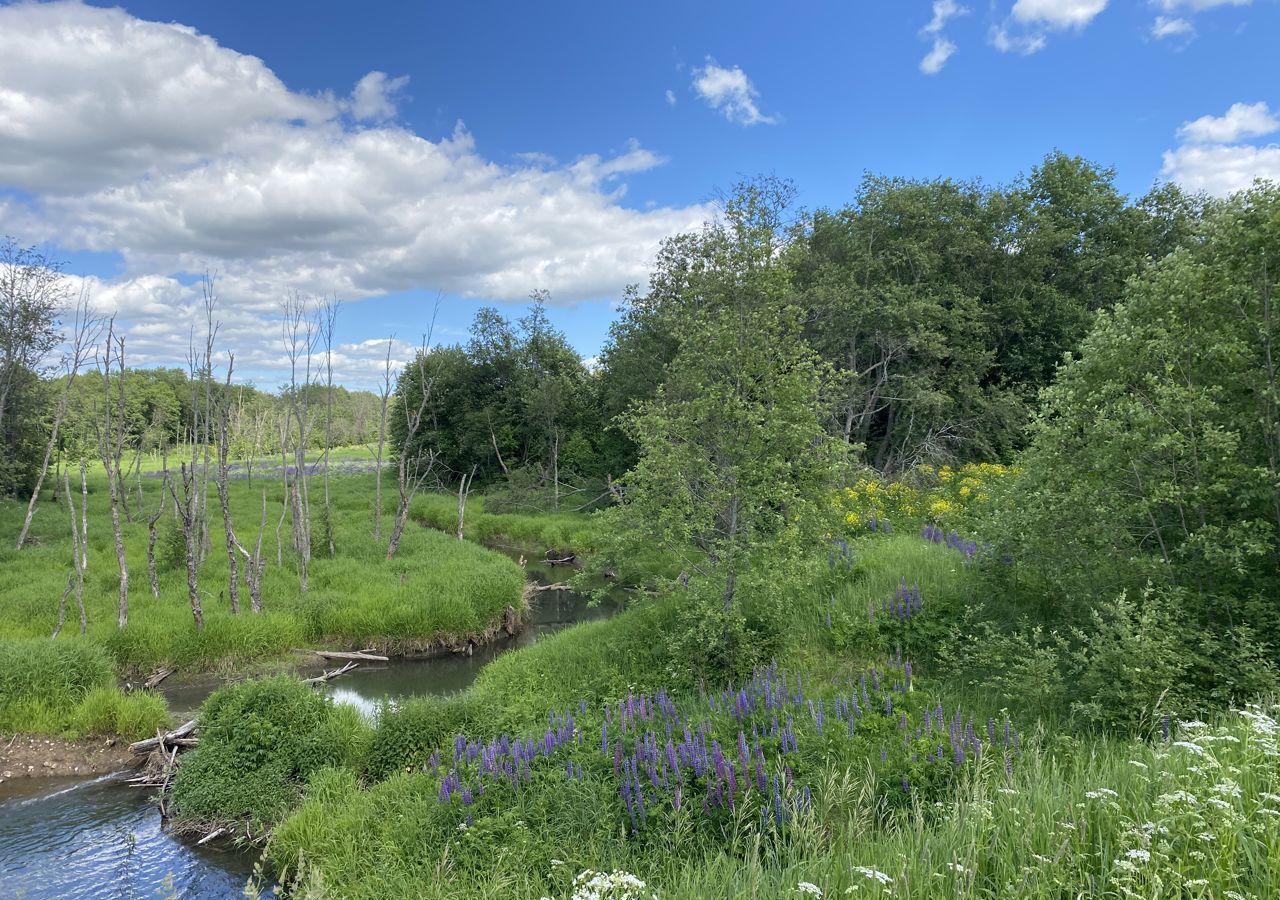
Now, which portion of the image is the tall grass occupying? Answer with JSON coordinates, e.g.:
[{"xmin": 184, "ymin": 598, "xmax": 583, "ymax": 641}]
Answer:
[
  {"xmin": 413, "ymin": 493, "xmax": 601, "ymax": 553},
  {"xmin": 0, "ymin": 637, "xmax": 168, "ymax": 739},
  {"xmin": 0, "ymin": 472, "xmax": 525, "ymax": 673}
]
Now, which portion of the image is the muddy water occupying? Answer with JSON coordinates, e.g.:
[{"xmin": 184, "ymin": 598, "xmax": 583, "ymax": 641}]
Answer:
[{"xmin": 0, "ymin": 551, "xmax": 615, "ymax": 899}]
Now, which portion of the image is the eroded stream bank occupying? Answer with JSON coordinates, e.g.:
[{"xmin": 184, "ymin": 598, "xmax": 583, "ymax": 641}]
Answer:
[{"xmin": 0, "ymin": 548, "xmax": 618, "ymax": 899}]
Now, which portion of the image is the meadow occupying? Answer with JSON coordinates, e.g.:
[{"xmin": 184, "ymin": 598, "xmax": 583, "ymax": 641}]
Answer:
[
  {"xmin": 157, "ymin": 518, "xmax": 1280, "ymax": 898},
  {"xmin": 0, "ymin": 455, "xmax": 525, "ymax": 738}
]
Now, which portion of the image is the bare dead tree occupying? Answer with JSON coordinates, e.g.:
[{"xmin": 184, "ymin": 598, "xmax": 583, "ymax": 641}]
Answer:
[
  {"xmin": 54, "ymin": 464, "xmax": 87, "ymax": 637},
  {"xmin": 280, "ymin": 292, "xmax": 318, "ymax": 591},
  {"xmin": 275, "ymin": 413, "xmax": 290, "ymax": 566},
  {"xmin": 235, "ymin": 489, "xmax": 269, "ymax": 613},
  {"xmin": 319, "ymin": 298, "xmax": 340, "ymax": 557},
  {"xmin": 456, "ymin": 466, "xmax": 476, "ymax": 541},
  {"xmin": 17, "ymin": 287, "xmax": 104, "ymax": 548},
  {"xmin": 167, "ymin": 462, "xmax": 204, "ymax": 631},
  {"xmin": 386, "ymin": 314, "xmax": 440, "ymax": 561},
  {"xmin": 214, "ymin": 356, "xmax": 241, "ymax": 614},
  {"xmin": 146, "ymin": 469, "xmax": 168, "ymax": 598},
  {"xmin": 95, "ymin": 319, "xmax": 130, "ymax": 629},
  {"xmin": 373, "ymin": 336, "xmax": 395, "ymax": 542}
]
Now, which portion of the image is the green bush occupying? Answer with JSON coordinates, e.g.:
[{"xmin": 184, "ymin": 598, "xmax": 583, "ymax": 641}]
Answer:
[
  {"xmin": 365, "ymin": 694, "xmax": 479, "ymax": 779},
  {"xmin": 170, "ymin": 676, "xmax": 371, "ymax": 830}
]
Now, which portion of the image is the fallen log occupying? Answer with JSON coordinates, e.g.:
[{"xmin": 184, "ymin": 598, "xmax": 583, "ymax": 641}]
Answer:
[
  {"xmin": 306, "ymin": 649, "xmax": 389, "ymax": 662},
  {"xmin": 530, "ymin": 582, "xmax": 572, "ymax": 592},
  {"xmin": 303, "ymin": 661, "xmax": 359, "ymax": 685},
  {"xmin": 143, "ymin": 666, "xmax": 175, "ymax": 690},
  {"xmin": 129, "ymin": 718, "xmax": 197, "ymax": 755},
  {"xmin": 196, "ymin": 827, "xmax": 227, "ymax": 846}
]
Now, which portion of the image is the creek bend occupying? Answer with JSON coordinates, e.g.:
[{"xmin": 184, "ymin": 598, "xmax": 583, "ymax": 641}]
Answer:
[{"xmin": 0, "ymin": 549, "xmax": 617, "ymax": 899}]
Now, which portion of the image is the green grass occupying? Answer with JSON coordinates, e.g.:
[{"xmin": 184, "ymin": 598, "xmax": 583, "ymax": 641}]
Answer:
[
  {"xmin": 413, "ymin": 493, "xmax": 602, "ymax": 554},
  {"xmin": 0, "ymin": 637, "xmax": 169, "ymax": 739},
  {"xmin": 0, "ymin": 471, "xmax": 525, "ymax": 673}
]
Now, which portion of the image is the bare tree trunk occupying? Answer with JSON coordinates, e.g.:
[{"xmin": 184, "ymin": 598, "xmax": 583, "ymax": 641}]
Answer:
[
  {"xmin": 168, "ymin": 463, "xmax": 204, "ymax": 630},
  {"xmin": 97, "ymin": 321, "xmax": 130, "ymax": 629},
  {"xmin": 215, "ymin": 358, "xmax": 241, "ymax": 614},
  {"xmin": 236, "ymin": 489, "xmax": 269, "ymax": 614},
  {"xmin": 456, "ymin": 468, "xmax": 476, "ymax": 541},
  {"xmin": 387, "ymin": 309, "xmax": 441, "ymax": 560},
  {"xmin": 281, "ymin": 292, "xmax": 316, "ymax": 591},
  {"xmin": 60, "ymin": 465, "xmax": 86, "ymax": 636},
  {"xmin": 320, "ymin": 299, "xmax": 339, "ymax": 557},
  {"xmin": 146, "ymin": 471, "xmax": 167, "ymax": 598}
]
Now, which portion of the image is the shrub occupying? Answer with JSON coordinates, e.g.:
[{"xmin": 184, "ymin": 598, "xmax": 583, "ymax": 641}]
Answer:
[{"xmin": 170, "ymin": 676, "xmax": 366, "ymax": 829}]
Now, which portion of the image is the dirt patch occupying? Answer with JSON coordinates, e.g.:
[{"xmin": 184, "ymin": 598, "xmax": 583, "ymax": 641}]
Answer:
[{"xmin": 0, "ymin": 732, "xmax": 140, "ymax": 783}]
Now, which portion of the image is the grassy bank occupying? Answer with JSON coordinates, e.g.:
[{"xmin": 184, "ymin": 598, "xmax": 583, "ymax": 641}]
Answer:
[
  {"xmin": 0, "ymin": 466, "xmax": 526, "ymax": 737},
  {"xmin": 0, "ymin": 638, "xmax": 168, "ymax": 740},
  {"xmin": 167, "ymin": 528, "xmax": 1279, "ymax": 898},
  {"xmin": 413, "ymin": 493, "xmax": 601, "ymax": 554}
]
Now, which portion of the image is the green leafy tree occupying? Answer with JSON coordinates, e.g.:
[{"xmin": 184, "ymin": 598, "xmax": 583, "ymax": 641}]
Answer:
[{"xmin": 1000, "ymin": 181, "xmax": 1280, "ymax": 655}]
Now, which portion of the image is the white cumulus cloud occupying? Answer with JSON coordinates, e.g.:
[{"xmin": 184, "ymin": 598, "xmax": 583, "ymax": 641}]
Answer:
[
  {"xmin": 992, "ymin": 0, "xmax": 1107, "ymax": 54},
  {"xmin": 1178, "ymin": 102, "xmax": 1280, "ymax": 144},
  {"xmin": 1162, "ymin": 101, "xmax": 1280, "ymax": 196},
  {"xmin": 1012, "ymin": 0, "xmax": 1109, "ymax": 29},
  {"xmin": 691, "ymin": 59, "xmax": 777, "ymax": 126},
  {"xmin": 349, "ymin": 71, "xmax": 410, "ymax": 122},
  {"xmin": 919, "ymin": 2, "xmax": 968, "ymax": 74},
  {"xmin": 1151, "ymin": 16, "xmax": 1195, "ymax": 38},
  {"xmin": 0, "ymin": 1, "xmax": 715, "ymax": 386},
  {"xmin": 920, "ymin": 39, "xmax": 959, "ymax": 75},
  {"xmin": 1152, "ymin": 0, "xmax": 1249, "ymax": 10}
]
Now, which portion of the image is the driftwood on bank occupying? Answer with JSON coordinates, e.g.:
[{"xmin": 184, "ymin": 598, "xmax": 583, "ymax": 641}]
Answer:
[
  {"xmin": 530, "ymin": 582, "xmax": 572, "ymax": 592},
  {"xmin": 303, "ymin": 661, "xmax": 360, "ymax": 684},
  {"xmin": 129, "ymin": 718, "xmax": 197, "ymax": 755},
  {"xmin": 143, "ymin": 666, "xmax": 175, "ymax": 690},
  {"xmin": 305, "ymin": 648, "xmax": 389, "ymax": 662}
]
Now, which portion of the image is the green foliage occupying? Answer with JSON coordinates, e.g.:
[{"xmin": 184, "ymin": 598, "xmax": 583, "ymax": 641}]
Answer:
[
  {"xmin": 0, "ymin": 472, "xmax": 526, "ymax": 672},
  {"xmin": 996, "ymin": 182, "xmax": 1280, "ymax": 676},
  {"xmin": 68, "ymin": 685, "xmax": 169, "ymax": 740},
  {"xmin": 365, "ymin": 694, "xmax": 479, "ymax": 778},
  {"xmin": 170, "ymin": 676, "xmax": 371, "ymax": 830},
  {"xmin": 0, "ymin": 637, "xmax": 167, "ymax": 738}
]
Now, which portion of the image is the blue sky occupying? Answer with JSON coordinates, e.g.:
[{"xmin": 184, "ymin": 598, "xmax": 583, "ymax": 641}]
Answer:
[{"xmin": 0, "ymin": 0, "xmax": 1276, "ymax": 388}]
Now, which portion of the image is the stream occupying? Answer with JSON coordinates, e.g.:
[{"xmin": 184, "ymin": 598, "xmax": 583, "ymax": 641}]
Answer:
[{"xmin": 0, "ymin": 550, "xmax": 617, "ymax": 899}]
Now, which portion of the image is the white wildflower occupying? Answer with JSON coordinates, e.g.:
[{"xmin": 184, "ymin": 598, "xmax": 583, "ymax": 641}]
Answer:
[
  {"xmin": 1127, "ymin": 760, "xmax": 1148, "ymax": 770},
  {"xmin": 1259, "ymin": 792, "xmax": 1280, "ymax": 804},
  {"xmin": 550, "ymin": 859, "xmax": 565, "ymax": 867},
  {"xmin": 1157, "ymin": 790, "xmax": 1198, "ymax": 806},
  {"xmin": 1124, "ymin": 849, "xmax": 1150, "ymax": 862},
  {"xmin": 1197, "ymin": 832, "xmax": 1214, "ymax": 841},
  {"xmin": 1173, "ymin": 740, "xmax": 1206, "ymax": 756},
  {"xmin": 570, "ymin": 869, "xmax": 655, "ymax": 900},
  {"xmin": 1184, "ymin": 879, "xmax": 1208, "ymax": 888},
  {"xmin": 1031, "ymin": 854, "xmax": 1052, "ymax": 864},
  {"xmin": 1179, "ymin": 719, "xmax": 1209, "ymax": 730},
  {"xmin": 797, "ymin": 883, "xmax": 823, "ymax": 897},
  {"xmin": 947, "ymin": 863, "xmax": 970, "ymax": 875},
  {"xmin": 456, "ymin": 822, "xmax": 469, "ymax": 832},
  {"xmin": 853, "ymin": 867, "xmax": 893, "ymax": 885},
  {"xmin": 1205, "ymin": 797, "xmax": 1232, "ymax": 810},
  {"xmin": 1085, "ymin": 788, "xmax": 1119, "ymax": 800},
  {"xmin": 1212, "ymin": 781, "xmax": 1241, "ymax": 797}
]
